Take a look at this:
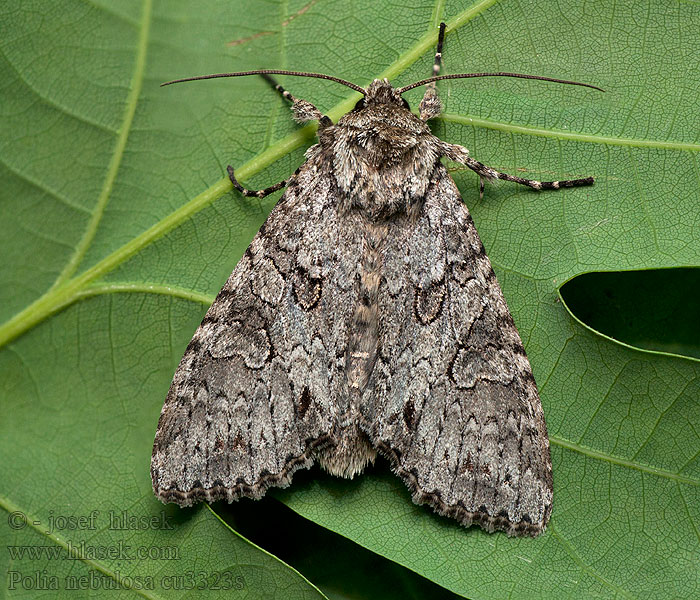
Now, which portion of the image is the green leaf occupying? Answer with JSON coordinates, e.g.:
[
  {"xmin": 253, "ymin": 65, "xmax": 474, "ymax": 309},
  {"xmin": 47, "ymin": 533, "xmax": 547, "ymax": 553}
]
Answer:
[
  {"xmin": 561, "ymin": 269, "xmax": 700, "ymax": 359},
  {"xmin": 1, "ymin": 0, "xmax": 698, "ymax": 599}
]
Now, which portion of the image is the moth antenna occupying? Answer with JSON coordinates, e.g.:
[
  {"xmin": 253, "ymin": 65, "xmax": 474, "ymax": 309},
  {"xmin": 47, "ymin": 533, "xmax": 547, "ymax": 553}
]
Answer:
[
  {"xmin": 397, "ymin": 72, "xmax": 605, "ymax": 94},
  {"xmin": 161, "ymin": 69, "xmax": 366, "ymax": 95}
]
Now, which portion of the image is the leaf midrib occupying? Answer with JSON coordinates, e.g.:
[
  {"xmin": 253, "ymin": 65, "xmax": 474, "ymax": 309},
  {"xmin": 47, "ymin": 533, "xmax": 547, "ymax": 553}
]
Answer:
[
  {"xmin": 3, "ymin": 0, "xmax": 696, "ymax": 352},
  {"xmin": 0, "ymin": 2, "xmax": 485, "ymax": 347}
]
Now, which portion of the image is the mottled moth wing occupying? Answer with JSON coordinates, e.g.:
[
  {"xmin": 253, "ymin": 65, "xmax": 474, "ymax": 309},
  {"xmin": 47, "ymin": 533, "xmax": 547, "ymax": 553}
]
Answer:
[
  {"xmin": 151, "ymin": 162, "xmax": 363, "ymax": 505},
  {"xmin": 365, "ymin": 166, "xmax": 553, "ymax": 536}
]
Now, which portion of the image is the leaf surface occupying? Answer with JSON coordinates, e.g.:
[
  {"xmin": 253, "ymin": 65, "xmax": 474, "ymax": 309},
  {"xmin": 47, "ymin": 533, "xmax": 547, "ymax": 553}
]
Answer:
[{"xmin": 1, "ymin": 0, "xmax": 698, "ymax": 598}]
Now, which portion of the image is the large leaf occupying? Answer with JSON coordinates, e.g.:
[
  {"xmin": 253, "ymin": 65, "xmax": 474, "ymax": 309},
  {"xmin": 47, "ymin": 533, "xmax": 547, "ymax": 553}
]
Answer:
[{"xmin": 1, "ymin": 0, "xmax": 698, "ymax": 598}]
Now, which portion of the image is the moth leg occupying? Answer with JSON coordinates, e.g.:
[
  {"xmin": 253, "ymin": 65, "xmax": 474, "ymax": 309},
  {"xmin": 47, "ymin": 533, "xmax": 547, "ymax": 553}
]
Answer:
[
  {"xmin": 442, "ymin": 142, "xmax": 594, "ymax": 198},
  {"xmin": 260, "ymin": 73, "xmax": 333, "ymax": 128},
  {"xmin": 419, "ymin": 22, "xmax": 446, "ymax": 121},
  {"xmin": 227, "ymin": 74, "xmax": 335, "ymax": 197},
  {"xmin": 227, "ymin": 165, "xmax": 289, "ymax": 198}
]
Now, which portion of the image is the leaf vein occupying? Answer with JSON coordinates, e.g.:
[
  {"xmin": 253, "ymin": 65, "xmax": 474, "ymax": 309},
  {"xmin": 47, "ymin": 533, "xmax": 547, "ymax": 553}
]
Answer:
[
  {"xmin": 550, "ymin": 436, "xmax": 699, "ymax": 485},
  {"xmin": 442, "ymin": 113, "xmax": 700, "ymax": 150},
  {"xmin": 0, "ymin": 496, "xmax": 163, "ymax": 599},
  {"xmin": 51, "ymin": 0, "xmax": 153, "ymax": 289},
  {"xmin": 548, "ymin": 522, "xmax": 636, "ymax": 599}
]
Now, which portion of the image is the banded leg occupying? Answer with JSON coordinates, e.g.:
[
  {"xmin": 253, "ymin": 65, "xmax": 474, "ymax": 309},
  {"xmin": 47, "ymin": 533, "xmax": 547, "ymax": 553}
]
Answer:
[
  {"xmin": 227, "ymin": 75, "xmax": 334, "ymax": 198},
  {"xmin": 227, "ymin": 165, "xmax": 289, "ymax": 199},
  {"xmin": 260, "ymin": 73, "xmax": 332, "ymax": 127},
  {"xmin": 420, "ymin": 22, "xmax": 447, "ymax": 121},
  {"xmin": 443, "ymin": 142, "xmax": 594, "ymax": 199}
]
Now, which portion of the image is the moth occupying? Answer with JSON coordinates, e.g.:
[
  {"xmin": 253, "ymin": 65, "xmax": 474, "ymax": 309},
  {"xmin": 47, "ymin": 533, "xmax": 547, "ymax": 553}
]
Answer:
[{"xmin": 151, "ymin": 23, "xmax": 601, "ymax": 536}]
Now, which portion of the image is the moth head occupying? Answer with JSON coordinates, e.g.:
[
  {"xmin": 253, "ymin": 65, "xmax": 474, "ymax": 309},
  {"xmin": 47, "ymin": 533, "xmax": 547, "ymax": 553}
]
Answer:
[{"xmin": 360, "ymin": 79, "xmax": 410, "ymax": 110}]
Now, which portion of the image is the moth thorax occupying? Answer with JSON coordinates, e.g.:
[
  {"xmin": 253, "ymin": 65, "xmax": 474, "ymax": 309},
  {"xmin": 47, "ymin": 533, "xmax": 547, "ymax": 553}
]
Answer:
[{"xmin": 332, "ymin": 132, "xmax": 437, "ymax": 218}]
